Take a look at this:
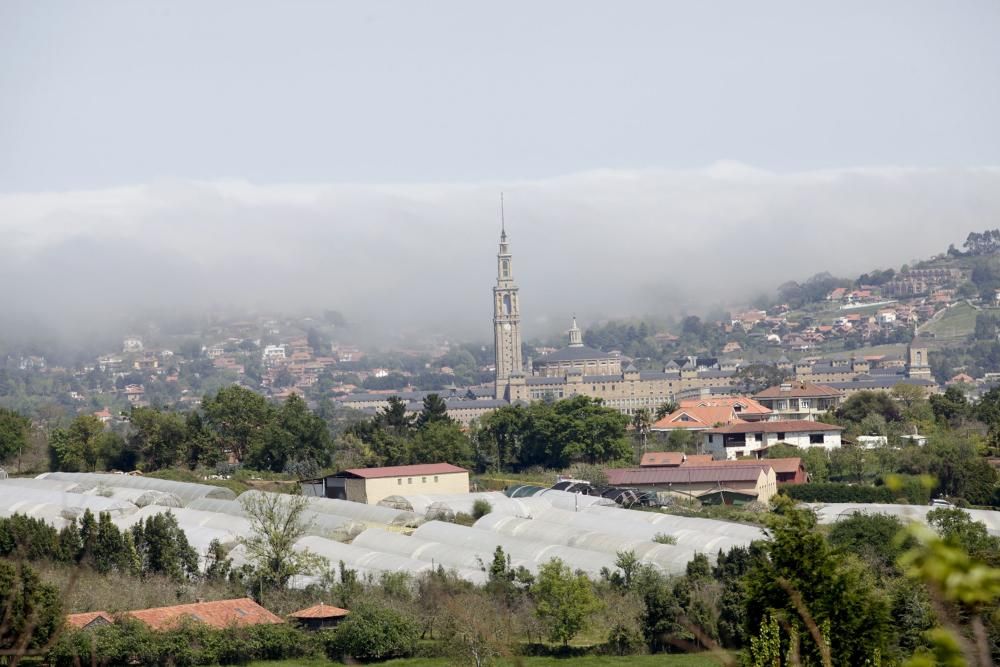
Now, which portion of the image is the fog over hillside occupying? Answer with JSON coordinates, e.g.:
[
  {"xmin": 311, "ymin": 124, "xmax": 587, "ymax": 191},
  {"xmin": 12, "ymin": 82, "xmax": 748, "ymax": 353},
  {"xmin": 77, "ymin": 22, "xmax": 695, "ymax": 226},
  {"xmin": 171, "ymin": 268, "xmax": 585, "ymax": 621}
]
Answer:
[{"xmin": 2, "ymin": 162, "xmax": 996, "ymax": 345}]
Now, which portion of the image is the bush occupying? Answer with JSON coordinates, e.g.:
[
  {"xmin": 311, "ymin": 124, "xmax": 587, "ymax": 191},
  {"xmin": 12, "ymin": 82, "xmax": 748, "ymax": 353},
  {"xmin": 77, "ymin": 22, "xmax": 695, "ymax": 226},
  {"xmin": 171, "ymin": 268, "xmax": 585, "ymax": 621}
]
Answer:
[
  {"xmin": 49, "ymin": 619, "xmax": 318, "ymax": 667},
  {"xmin": 324, "ymin": 603, "xmax": 419, "ymax": 662},
  {"xmin": 781, "ymin": 483, "xmax": 896, "ymax": 504},
  {"xmin": 472, "ymin": 499, "xmax": 493, "ymax": 520}
]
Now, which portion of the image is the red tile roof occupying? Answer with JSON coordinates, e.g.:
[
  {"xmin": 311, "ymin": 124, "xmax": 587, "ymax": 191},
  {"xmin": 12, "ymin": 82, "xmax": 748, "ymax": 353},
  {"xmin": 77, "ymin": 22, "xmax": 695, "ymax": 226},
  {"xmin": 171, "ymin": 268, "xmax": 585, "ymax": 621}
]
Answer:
[
  {"xmin": 127, "ymin": 598, "xmax": 283, "ymax": 631},
  {"xmin": 754, "ymin": 382, "xmax": 842, "ymax": 399},
  {"xmin": 705, "ymin": 420, "xmax": 842, "ymax": 435},
  {"xmin": 639, "ymin": 452, "xmax": 685, "ymax": 467},
  {"xmin": 289, "ymin": 604, "xmax": 350, "ymax": 619},
  {"xmin": 694, "ymin": 457, "xmax": 804, "ymax": 474},
  {"xmin": 606, "ymin": 465, "xmax": 773, "ymax": 486},
  {"xmin": 338, "ymin": 463, "xmax": 468, "ymax": 479},
  {"xmin": 651, "ymin": 406, "xmax": 745, "ymax": 431},
  {"xmin": 66, "ymin": 611, "xmax": 113, "ymax": 629},
  {"xmin": 678, "ymin": 396, "xmax": 771, "ymax": 415}
]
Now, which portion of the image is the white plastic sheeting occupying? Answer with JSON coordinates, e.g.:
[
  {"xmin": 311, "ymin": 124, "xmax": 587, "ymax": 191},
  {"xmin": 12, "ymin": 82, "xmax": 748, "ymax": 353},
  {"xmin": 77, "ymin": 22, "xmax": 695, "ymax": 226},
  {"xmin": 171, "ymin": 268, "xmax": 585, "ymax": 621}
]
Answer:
[
  {"xmin": 535, "ymin": 489, "xmax": 617, "ymax": 511},
  {"xmin": 529, "ymin": 505, "xmax": 763, "ymax": 553},
  {"xmin": 412, "ymin": 520, "xmax": 617, "ymax": 575},
  {"xmin": 0, "ymin": 478, "xmax": 84, "ymax": 493},
  {"xmin": 808, "ymin": 503, "xmax": 1000, "ymax": 537},
  {"xmin": 37, "ymin": 472, "xmax": 236, "ymax": 503},
  {"xmin": 475, "ymin": 513, "xmax": 697, "ymax": 574},
  {"xmin": 294, "ymin": 535, "xmax": 487, "ymax": 584},
  {"xmin": 186, "ymin": 498, "xmax": 365, "ymax": 541},
  {"xmin": 240, "ymin": 491, "xmax": 420, "ymax": 527},
  {"xmin": 0, "ymin": 484, "xmax": 139, "ymax": 528},
  {"xmin": 353, "ymin": 527, "xmax": 531, "ymax": 572},
  {"xmin": 380, "ymin": 491, "xmax": 537, "ymax": 520}
]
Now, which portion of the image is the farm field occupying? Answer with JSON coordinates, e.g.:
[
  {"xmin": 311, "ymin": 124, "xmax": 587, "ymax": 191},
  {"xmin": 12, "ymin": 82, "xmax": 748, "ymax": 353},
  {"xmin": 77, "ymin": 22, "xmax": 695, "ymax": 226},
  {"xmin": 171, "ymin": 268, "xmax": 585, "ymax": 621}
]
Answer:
[{"xmin": 918, "ymin": 301, "xmax": 981, "ymax": 339}]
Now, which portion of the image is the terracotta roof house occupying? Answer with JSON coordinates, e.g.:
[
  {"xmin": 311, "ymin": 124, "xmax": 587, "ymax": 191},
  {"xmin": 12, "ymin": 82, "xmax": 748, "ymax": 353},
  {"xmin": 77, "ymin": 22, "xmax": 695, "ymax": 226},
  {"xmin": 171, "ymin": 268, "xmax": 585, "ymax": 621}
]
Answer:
[
  {"xmin": 678, "ymin": 396, "xmax": 772, "ymax": 420},
  {"xmin": 128, "ymin": 598, "xmax": 283, "ymax": 631},
  {"xmin": 704, "ymin": 420, "xmax": 843, "ymax": 460},
  {"xmin": 605, "ymin": 464, "xmax": 778, "ymax": 504},
  {"xmin": 694, "ymin": 457, "xmax": 807, "ymax": 484},
  {"xmin": 650, "ymin": 405, "xmax": 747, "ymax": 432},
  {"xmin": 289, "ymin": 604, "xmax": 350, "ymax": 631},
  {"xmin": 66, "ymin": 611, "xmax": 114, "ymax": 630},
  {"xmin": 307, "ymin": 463, "xmax": 470, "ymax": 505}
]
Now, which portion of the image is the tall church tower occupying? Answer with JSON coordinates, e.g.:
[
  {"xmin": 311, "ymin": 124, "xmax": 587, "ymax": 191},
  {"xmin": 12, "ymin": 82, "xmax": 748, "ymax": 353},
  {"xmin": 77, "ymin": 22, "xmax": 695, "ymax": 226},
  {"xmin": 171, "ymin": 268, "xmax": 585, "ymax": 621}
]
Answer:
[{"xmin": 493, "ymin": 222, "xmax": 523, "ymax": 399}]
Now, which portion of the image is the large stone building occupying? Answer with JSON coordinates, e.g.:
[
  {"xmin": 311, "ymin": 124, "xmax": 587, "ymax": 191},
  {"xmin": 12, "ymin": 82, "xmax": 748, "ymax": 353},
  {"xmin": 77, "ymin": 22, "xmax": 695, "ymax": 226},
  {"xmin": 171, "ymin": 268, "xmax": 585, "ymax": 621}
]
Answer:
[{"xmin": 493, "ymin": 229, "xmax": 745, "ymax": 414}]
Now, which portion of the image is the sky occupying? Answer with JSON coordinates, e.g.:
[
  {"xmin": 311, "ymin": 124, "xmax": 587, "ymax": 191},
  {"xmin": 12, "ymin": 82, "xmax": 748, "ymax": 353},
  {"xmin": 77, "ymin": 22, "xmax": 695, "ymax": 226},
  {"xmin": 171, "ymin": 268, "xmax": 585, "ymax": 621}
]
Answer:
[{"xmin": 1, "ymin": 1, "xmax": 999, "ymax": 343}]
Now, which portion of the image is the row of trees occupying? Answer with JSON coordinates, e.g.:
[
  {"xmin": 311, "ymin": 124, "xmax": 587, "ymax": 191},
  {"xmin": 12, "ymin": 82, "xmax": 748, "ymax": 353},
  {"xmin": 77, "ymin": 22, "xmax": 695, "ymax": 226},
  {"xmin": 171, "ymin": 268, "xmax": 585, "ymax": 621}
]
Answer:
[{"xmin": 42, "ymin": 388, "xmax": 332, "ymax": 475}]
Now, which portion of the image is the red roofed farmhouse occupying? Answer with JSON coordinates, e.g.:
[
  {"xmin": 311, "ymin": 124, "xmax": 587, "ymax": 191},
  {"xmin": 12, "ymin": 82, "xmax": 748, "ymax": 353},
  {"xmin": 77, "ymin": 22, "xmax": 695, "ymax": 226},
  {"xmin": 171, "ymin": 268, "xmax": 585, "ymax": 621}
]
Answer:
[{"xmin": 308, "ymin": 463, "xmax": 470, "ymax": 505}]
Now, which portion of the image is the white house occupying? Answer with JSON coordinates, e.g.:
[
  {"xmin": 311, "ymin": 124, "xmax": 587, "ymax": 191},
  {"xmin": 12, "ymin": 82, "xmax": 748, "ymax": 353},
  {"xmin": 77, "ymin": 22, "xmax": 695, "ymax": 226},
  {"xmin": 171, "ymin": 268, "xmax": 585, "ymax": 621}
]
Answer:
[
  {"xmin": 703, "ymin": 420, "xmax": 843, "ymax": 460},
  {"xmin": 262, "ymin": 345, "xmax": 287, "ymax": 364}
]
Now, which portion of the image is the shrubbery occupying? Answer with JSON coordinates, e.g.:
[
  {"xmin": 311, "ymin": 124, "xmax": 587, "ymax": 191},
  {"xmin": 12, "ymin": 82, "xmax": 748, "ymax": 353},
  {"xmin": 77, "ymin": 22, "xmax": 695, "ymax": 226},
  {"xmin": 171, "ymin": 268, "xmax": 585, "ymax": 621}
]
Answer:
[
  {"xmin": 49, "ymin": 618, "xmax": 319, "ymax": 667},
  {"xmin": 323, "ymin": 603, "xmax": 420, "ymax": 662},
  {"xmin": 781, "ymin": 482, "xmax": 897, "ymax": 504}
]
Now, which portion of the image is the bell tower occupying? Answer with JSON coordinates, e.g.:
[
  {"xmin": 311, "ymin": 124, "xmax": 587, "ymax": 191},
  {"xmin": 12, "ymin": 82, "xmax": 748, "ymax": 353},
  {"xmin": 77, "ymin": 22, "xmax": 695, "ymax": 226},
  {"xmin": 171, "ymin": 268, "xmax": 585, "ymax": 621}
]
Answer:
[{"xmin": 493, "ymin": 199, "xmax": 523, "ymax": 399}]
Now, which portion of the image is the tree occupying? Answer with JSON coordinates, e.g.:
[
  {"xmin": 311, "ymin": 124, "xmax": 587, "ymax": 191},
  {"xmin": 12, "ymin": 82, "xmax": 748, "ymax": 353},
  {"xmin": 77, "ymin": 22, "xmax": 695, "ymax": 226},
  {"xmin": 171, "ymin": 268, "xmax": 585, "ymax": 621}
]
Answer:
[
  {"xmin": 415, "ymin": 393, "xmax": 452, "ymax": 429},
  {"xmin": 128, "ymin": 406, "xmax": 188, "ymax": 470},
  {"xmin": 744, "ymin": 507, "xmax": 890, "ymax": 666},
  {"xmin": 655, "ymin": 401, "xmax": 679, "ymax": 421},
  {"xmin": 247, "ymin": 393, "xmax": 333, "ymax": 473},
  {"xmin": 632, "ymin": 408, "xmax": 651, "ymax": 453},
  {"xmin": 130, "ymin": 511, "xmax": 199, "ymax": 581},
  {"xmin": 201, "ymin": 385, "xmax": 273, "ymax": 462},
  {"xmin": 376, "ymin": 396, "xmax": 414, "ymax": 434},
  {"xmin": 441, "ymin": 592, "xmax": 513, "ymax": 667},
  {"xmin": 475, "ymin": 405, "xmax": 526, "ymax": 472},
  {"xmin": 836, "ymin": 390, "xmax": 902, "ymax": 424},
  {"xmin": 0, "ymin": 407, "xmax": 30, "ymax": 465},
  {"xmin": 410, "ymin": 421, "xmax": 473, "ymax": 468},
  {"xmin": 324, "ymin": 603, "xmax": 419, "ymax": 662},
  {"xmin": 827, "ymin": 512, "xmax": 912, "ymax": 575},
  {"xmin": 49, "ymin": 415, "xmax": 105, "ymax": 471},
  {"xmin": 533, "ymin": 558, "xmax": 601, "ymax": 645},
  {"xmin": 0, "ymin": 560, "xmax": 62, "ymax": 653},
  {"xmin": 238, "ymin": 492, "xmax": 326, "ymax": 590},
  {"xmin": 929, "ymin": 386, "xmax": 971, "ymax": 426}
]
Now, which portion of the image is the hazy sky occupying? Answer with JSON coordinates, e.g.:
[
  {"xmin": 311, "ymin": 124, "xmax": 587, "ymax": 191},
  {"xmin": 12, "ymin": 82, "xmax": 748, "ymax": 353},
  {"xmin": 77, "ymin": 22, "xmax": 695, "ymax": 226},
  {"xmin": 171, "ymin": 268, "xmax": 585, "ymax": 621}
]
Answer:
[{"xmin": 1, "ymin": 1, "xmax": 999, "ymax": 341}]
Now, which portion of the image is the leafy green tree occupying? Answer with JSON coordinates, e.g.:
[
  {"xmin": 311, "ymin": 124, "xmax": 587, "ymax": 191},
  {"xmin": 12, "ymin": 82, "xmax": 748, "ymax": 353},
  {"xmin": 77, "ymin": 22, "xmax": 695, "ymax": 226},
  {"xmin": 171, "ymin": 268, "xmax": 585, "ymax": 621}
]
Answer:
[
  {"xmin": 324, "ymin": 603, "xmax": 419, "ymax": 661},
  {"xmin": 128, "ymin": 406, "xmax": 188, "ymax": 470},
  {"xmin": 238, "ymin": 492, "xmax": 326, "ymax": 590},
  {"xmin": 927, "ymin": 507, "xmax": 1000, "ymax": 567},
  {"xmin": 929, "ymin": 386, "xmax": 971, "ymax": 426},
  {"xmin": 533, "ymin": 557, "xmax": 601, "ymax": 645},
  {"xmin": 410, "ymin": 421, "xmax": 473, "ymax": 468},
  {"xmin": 201, "ymin": 385, "xmax": 274, "ymax": 462},
  {"xmin": 836, "ymin": 390, "xmax": 902, "ymax": 424},
  {"xmin": 0, "ymin": 407, "xmax": 30, "ymax": 464},
  {"xmin": 0, "ymin": 559, "xmax": 62, "ymax": 652},
  {"xmin": 632, "ymin": 408, "xmax": 651, "ymax": 453},
  {"xmin": 183, "ymin": 410, "xmax": 220, "ymax": 469},
  {"xmin": 247, "ymin": 393, "xmax": 332, "ymax": 473},
  {"xmin": 49, "ymin": 414, "xmax": 105, "ymax": 471},
  {"xmin": 475, "ymin": 405, "xmax": 526, "ymax": 472},
  {"xmin": 130, "ymin": 511, "xmax": 199, "ymax": 581},
  {"xmin": 744, "ymin": 507, "xmax": 890, "ymax": 666},
  {"xmin": 827, "ymin": 512, "xmax": 913, "ymax": 575}
]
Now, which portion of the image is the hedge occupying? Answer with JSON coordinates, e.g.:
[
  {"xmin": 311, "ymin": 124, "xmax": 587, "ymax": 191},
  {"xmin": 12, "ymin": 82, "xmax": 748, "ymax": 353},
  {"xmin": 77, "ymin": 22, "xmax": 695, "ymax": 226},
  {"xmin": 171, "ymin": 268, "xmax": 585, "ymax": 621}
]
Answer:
[{"xmin": 780, "ymin": 483, "xmax": 897, "ymax": 504}]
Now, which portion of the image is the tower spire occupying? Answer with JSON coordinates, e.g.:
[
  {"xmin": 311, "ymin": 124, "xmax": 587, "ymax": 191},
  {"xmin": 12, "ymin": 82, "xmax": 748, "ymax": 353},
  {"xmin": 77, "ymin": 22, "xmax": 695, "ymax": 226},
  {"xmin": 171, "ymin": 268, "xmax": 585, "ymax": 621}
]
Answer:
[{"xmin": 500, "ymin": 192, "xmax": 506, "ymax": 241}]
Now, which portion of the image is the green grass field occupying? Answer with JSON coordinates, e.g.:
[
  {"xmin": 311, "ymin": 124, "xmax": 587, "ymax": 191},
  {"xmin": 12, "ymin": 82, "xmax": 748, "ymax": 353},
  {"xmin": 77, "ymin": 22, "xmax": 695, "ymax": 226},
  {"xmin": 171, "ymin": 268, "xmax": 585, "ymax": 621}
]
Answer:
[
  {"xmin": 919, "ymin": 301, "xmax": 980, "ymax": 339},
  {"xmin": 247, "ymin": 655, "xmax": 723, "ymax": 667}
]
